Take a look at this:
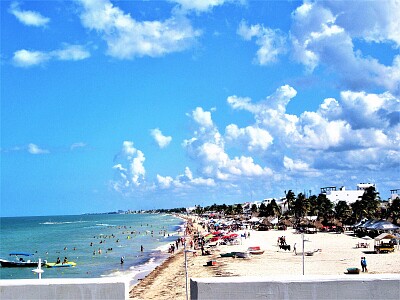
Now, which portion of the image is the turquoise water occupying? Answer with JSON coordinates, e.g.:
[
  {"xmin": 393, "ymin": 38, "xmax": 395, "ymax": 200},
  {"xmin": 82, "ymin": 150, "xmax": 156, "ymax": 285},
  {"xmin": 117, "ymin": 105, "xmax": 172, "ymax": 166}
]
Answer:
[{"xmin": 0, "ymin": 214, "xmax": 184, "ymax": 282}]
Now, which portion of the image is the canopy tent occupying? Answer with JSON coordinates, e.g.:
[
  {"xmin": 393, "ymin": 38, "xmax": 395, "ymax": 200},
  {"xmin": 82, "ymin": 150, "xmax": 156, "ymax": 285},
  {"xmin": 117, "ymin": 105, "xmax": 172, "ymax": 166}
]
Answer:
[
  {"xmin": 374, "ymin": 233, "xmax": 397, "ymax": 241},
  {"xmin": 248, "ymin": 217, "xmax": 260, "ymax": 223},
  {"xmin": 366, "ymin": 220, "xmax": 400, "ymax": 231}
]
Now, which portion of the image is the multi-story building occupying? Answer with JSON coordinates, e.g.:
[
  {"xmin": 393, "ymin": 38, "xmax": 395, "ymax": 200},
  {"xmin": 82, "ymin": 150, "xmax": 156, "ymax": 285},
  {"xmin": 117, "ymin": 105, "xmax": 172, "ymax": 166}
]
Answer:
[{"xmin": 320, "ymin": 183, "xmax": 376, "ymax": 204}]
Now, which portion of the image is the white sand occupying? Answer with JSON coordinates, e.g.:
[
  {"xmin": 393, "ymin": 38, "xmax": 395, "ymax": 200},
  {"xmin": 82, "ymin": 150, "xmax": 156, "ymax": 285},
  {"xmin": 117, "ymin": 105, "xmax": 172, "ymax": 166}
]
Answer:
[{"xmin": 130, "ymin": 221, "xmax": 400, "ymax": 299}]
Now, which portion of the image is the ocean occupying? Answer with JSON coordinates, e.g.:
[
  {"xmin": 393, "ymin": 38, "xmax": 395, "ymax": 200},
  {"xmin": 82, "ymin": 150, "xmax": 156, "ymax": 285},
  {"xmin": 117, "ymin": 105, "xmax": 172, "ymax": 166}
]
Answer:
[{"xmin": 0, "ymin": 213, "xmax": 184, "ymax": 284}]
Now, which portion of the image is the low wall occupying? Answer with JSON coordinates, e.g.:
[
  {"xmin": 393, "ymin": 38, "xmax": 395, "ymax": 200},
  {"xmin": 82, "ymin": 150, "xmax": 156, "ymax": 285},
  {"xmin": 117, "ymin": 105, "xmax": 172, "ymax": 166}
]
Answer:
[
  {"xmin": 190, "ymin": 274, "xmax": 400, "ymax": 300},
  {"xmin": 0, "ymin": 277, "xmax": 129, "ymax": 300}
]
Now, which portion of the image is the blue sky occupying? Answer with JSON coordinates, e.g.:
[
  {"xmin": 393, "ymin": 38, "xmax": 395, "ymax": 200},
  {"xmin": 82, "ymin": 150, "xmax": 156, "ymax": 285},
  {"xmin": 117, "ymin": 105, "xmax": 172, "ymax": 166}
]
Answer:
[{"xmin": 1, "ymin": 0, "xmax": 399, "ymax": 217}]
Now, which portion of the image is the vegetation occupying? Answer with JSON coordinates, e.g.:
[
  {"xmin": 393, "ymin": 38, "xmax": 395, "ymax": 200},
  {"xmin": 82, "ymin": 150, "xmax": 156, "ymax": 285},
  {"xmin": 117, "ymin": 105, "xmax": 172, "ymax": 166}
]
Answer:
[{"xmin": 139, "ymin": 186, "xmax": 399, "ymax": 226}]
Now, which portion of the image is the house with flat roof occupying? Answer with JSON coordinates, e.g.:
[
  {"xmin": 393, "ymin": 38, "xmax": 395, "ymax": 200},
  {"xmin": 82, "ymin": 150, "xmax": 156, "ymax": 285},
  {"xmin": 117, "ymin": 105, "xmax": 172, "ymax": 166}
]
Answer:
[{"xmin": 320, "ymin": 183, "xmax": 376, "ymax": 204}]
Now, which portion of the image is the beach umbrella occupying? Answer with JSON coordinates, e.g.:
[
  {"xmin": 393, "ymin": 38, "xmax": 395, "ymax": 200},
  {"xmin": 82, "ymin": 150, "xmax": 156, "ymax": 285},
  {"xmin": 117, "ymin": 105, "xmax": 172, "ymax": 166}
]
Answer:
[{"xmin": 204, "ymin": 235, "xmax": 213, "ymax": 241}]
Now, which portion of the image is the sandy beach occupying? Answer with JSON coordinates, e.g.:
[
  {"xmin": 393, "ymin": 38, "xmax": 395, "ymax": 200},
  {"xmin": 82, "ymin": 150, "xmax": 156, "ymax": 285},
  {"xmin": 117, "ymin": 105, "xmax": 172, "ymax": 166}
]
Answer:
[{"xmin": 130, "ymin": 217, "xmax": 400, "ymax": 299}]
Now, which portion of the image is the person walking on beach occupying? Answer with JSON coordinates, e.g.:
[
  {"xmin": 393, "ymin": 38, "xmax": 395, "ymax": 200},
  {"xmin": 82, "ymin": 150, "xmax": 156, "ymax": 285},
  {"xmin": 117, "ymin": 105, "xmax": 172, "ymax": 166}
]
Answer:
[{"xmin": 361, "ymin": 257, "xmax": 367, "ymax": 272}]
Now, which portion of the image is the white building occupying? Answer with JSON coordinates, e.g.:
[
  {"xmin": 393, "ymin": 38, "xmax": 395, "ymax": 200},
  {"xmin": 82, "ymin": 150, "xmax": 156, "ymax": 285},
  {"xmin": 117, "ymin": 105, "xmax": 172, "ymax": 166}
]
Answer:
[
  {"xmin": 390, "ymin": 189, "xmax": 400, "ymax": 201},
  {"xmin": 262, "ymin": 198, "xmax": 288, "ymax": 213},
  {"xmin": 320, "ymin": 183, "xmax": 376, "ymax": 204}
]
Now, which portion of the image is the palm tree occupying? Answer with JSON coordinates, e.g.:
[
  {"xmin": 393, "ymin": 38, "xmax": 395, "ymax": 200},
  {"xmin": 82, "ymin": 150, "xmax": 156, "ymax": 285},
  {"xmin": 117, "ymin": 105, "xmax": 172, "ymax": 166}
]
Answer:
[
  {"xmin": 270, "ymin": 199, "xmax": 282, "ymax": 217},
  {"xmin": 258, "ymin": 203, "xmax": 268, "ymax": 217},
  {"xmin": 234, "ymin": 203, "xmax": 243, "ymax": 215},
  {"xmin": 294, "ymin": 193, "xmax": 309, "ymax": 218},
  {"xmin": 317, "ymin": 193, "xmax": 334, "ymax": 220},
  {"xmin": 352, "ymin": 186, "xmax": 380, "ymax": 221},
  {"xmin": 335, "ymin": 201, "xmax": 352, "ymax": 224},
  {"xmin": 285, "ymin": 190, "xmax": 296, "ymax": 215},
  {"xmin": 308, "ymin": 195, "xmax": 318, "ymax": 216},
  {"xmin": 251, "ymin": 204, "xmax": 258, "ymax": 215},
  {"xmin": 387, "ymin": 197, "xmax": 400, "ymax": 225}
]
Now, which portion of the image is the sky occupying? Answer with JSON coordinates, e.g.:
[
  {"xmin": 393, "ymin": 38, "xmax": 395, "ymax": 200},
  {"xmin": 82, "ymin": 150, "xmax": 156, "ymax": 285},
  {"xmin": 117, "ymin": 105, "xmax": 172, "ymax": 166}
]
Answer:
[{"xmin": 1, "ymin": 0, "xmax": 399, "ymax": 217}]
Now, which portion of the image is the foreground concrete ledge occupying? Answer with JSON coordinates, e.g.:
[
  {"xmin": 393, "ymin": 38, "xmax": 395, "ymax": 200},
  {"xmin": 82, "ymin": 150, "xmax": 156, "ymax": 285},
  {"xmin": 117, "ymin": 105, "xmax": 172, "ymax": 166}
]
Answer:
[
  {"xmin": 191, "ymin": 274, "xmax": 400, "ymax": 300},
  {"xmin": 0, "ymin": 277, "xmax": 129, "ymax": 299}
]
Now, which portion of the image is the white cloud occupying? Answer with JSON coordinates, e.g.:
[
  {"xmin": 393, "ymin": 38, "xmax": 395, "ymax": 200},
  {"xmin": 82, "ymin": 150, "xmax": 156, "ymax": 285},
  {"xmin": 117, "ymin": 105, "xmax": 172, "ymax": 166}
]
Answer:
[
  {"xmin": 171, "ymin": 0, "xmax": 227, "ymax": 12},
  {"xmin": 322, "ymin": 0, "xmax": 400, "ymax": 47},
  {"xmin": 112, "ymin": 141, "xmax": 146, "ymax": 190},
  {"xmin": 28, "ymin": 143, "xmax": 49, "ymax": 154},
  {"xmin": 283, "ymin": 156, "xmax": 319, "ymax": 177},
  {"xmin": 225, "ymin": 124, "xmax": 273, "ymax": 151},
  {"xmin": 53, "ymin": 45, "xmax": 91, "ymax": 61},
  {"xmin": 12, "ymin": 49, "xmax": 50, "ymax": 67},
  {"xmin": 184, "ymin": 107, "xmax": 273, "ymax": 182},
  {"xmin": 12, "ymin": 45, "xmax": 90, "ymax": 67},
  {"xmin": 227, "ymin": 85, "xmax": 399, "ymax": 175},
  {"xmin": 78, "ymin": 0, "xmax": 201, "ymax": 59},
  {"xmin": 290, "ymin": 1, "xmax": 400, "ymax": 95},
  {"xmin": 237, "ymin": 20, "xmax": 286, "ymax": 65},
  {"xmin": 151, "ymin": 128, "xmax": 172, "ymax": 148},
  {"xmin": 191, "ymin": 107, "xmax": 213, "ymax": 128},
  {"xmin": 70, "ymin": 142, "xmax": 87, "ymax": 150},
  {"xmin": 157, "ymin": 166, "xmax": 216, "ymax": 189},
  {"xmin": 9, "ymin": 2, "xmax": 50, "ymax": 27}
]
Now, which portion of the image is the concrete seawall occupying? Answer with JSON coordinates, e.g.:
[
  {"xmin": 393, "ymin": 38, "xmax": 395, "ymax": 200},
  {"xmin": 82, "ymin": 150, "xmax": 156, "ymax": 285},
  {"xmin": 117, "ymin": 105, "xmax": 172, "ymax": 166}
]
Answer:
[
  {"xmin": 0, "ymin": 277, "xmax": 129, "ymax": 299},
  {"xmin": 190, "ymin": 274, "xmax": 400, "ymax": 300}
]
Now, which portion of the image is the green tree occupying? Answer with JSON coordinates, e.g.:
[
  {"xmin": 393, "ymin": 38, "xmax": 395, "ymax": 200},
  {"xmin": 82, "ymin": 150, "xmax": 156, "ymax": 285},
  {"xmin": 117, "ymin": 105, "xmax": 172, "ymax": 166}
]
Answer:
[
  {"xmin": 308, "ymin": 195, "xmax": 318, "ymax": 216},
  {"xmin": 224, "ymin": 205, "xmax": 234, "ymax": 216},
  {"xmin": 285, "ymin": 190, "xmax": 296, "ymax": 215},
  {"xmin": 387, "ymin": 197, "xmax": 400, "ymax": 225},
  {"xmin": 351, "ymin": 186, "xmax": 380, "ymax": 221},
  {"xmin": 334, "ymin": 201, "xmax": 352, "ymax": 224},
  {"xmin": 251, "ymin": 204, "xmax": 258, "ymax": 214},
  {"xmin": 235, "ymin": 204, "xmax": 243, "ymax": 215},
  {"xmin": 294, "ymin": 193, "xmax": 309, "ymax": 218},
  {"xmin": 316, "ymin": 193, "xmax": 334, "ymax": 219},
  {"xmin": 259, "ymin": 203, "xmax": 268, "ymax": 217}
]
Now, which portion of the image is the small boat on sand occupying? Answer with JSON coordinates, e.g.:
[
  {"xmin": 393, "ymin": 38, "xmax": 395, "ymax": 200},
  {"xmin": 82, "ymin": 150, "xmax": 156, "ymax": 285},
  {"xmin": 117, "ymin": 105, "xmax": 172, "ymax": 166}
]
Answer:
[
  {"xmin": 220, "ymin": 252, "xmax": 235, "ymax": 258},
  {"xmin": 247, "ymin": 246, "xmax": 264, "ymax": 255},
  {"xmin": 0, "ymin": 252, "xmax": 44, "ymax": 268},
  {"xmin": 232, "ymin": 251, "xmax": 250, "ymax": 258}
]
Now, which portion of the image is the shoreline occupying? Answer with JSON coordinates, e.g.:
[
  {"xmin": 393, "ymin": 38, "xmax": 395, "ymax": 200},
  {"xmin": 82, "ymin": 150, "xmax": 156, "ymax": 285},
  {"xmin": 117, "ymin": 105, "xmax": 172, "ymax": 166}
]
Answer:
[{"xmin": 129, "ymin": 216, "xmax": 400, "ymax": 299}]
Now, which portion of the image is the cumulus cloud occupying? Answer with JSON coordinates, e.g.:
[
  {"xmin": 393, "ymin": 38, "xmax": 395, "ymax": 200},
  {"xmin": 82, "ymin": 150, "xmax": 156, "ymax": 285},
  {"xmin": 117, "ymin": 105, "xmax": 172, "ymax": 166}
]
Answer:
[
  {"xmin": 322, "ymin": 0, "xmax": 400, "ymax": 47},
  {"xmin": 237, "ymin": 1, "xmax": 400, "ymax": 95},
  {"xmin": 225, "ymin": 124, "xmax": 273, "ymax": 152},
  {"xmin": 112, "ymin": 141, "xmax": 146, "ymax": 191},
  {"xmin": 151, "ymin": 128, "xmax": 172, "ymax": 148},
  {"xmin": 28, "ymin": 143, "xmax": 49, "ymax": 154},
  {"xmin": 110, "ymin": 86, "xmax": 398, "ymax": 198},
  {"xmin": 157, "ymin": 167, "xmax": 215, "ymax": 189},
  {"xmin": 237, "ymin": 20, "xmax": 286, "ymax": 65},
  {"xmin": 283, "ymin": 156, "xmax": 320, "ymax": 177},
  {"xmin": 78, "ymin": 0, "xmax": 201, "ymax": 59},
  {"xmin": 184, "ymin": 107, "xmax": 273, "ymax": 182},
  {"xmin": 228, "ymin": 85, "xmax": 399, "ymax": 174},
  {"xmin": 290, "ymin": 1, "xmax": 400, "ymax": 95},
  {"xmin": 9, "ymin": 2, "xmax": 50, "ymax": 27},
  {"xmin": 12, "ymin": 45, "xmax": 90, "ymax": 67}
]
